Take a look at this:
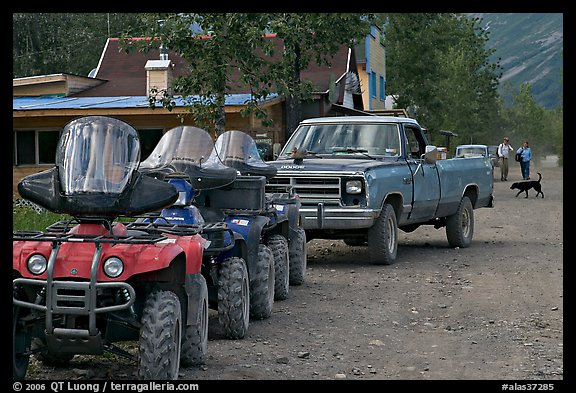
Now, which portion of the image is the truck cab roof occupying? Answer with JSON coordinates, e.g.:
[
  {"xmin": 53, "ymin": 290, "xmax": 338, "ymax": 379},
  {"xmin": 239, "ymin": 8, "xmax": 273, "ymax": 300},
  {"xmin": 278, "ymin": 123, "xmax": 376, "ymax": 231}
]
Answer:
[{"xmin": 299, "ymin": 116, "xmax": 421, "ymax": 127}]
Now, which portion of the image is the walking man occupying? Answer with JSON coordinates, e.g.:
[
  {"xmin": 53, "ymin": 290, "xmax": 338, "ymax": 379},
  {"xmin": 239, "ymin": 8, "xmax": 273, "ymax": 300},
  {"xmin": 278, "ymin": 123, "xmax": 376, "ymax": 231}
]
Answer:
[{"xmin": 497, "ymin": 137, "xmax": 514, "ymax": 181}]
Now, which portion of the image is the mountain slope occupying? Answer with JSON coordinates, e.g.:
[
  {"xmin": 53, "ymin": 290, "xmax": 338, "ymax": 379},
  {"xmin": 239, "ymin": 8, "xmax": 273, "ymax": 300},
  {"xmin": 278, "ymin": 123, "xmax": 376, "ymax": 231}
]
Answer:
[{"xmin": 468, "ymin": 13, "xmax": 563, "ymax": 109}]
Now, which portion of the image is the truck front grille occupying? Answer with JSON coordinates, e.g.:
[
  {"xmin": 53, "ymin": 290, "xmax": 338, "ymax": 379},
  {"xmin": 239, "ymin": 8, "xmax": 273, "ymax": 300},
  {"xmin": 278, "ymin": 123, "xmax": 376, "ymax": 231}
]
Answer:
[{"xmin": 267, "ymin": 176, "xmax": 341, "ymax": 204}]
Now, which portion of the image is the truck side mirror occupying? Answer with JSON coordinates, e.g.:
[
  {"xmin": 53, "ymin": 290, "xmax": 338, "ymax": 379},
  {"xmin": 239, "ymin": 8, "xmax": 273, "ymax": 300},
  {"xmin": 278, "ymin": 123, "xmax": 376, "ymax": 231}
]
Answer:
[
  {"xmin": 423, "ymin": 145, "xmax": 438, "ymax": 164},
  {"xmin": 273, "ymin": 143, "xmax": 282, "ymax": 160}
]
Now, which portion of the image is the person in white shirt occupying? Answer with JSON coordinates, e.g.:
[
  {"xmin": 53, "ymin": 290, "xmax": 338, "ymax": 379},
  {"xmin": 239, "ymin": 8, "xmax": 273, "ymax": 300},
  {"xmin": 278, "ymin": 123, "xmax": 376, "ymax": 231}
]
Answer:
[{"xmin": 497, "ymin": 137, "xmax": 514, "ymax": 181}]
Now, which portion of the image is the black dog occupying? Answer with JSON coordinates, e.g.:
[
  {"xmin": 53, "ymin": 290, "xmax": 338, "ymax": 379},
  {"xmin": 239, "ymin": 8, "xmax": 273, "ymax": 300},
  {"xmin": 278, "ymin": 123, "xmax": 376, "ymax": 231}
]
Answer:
[{"xmin": 510, "ymin": 172, "xmax": 544, "ymax": 198}]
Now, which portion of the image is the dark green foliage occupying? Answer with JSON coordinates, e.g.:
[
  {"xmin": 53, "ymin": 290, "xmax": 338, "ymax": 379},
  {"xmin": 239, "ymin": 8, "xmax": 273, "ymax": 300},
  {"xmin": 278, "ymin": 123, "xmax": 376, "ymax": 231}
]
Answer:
[
  {"xmin": 13, "ymin": 13, "xmax": 148, "ymax": 78},
  {"xmin": 125, "ymin": 13, "xmax": 375, "ymax": 137},
  {"xmin": 381, "ymin": 13, "xmax": 503, "ymax": 145}
]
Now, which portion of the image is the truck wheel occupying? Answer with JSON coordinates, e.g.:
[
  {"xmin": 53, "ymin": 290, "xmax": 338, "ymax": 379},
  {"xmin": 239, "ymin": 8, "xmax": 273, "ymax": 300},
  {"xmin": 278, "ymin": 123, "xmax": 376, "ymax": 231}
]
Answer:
[
  {"xmin": 138, "ymin": 290, "xmax": 182, "ymax": 380},
  {"xmin": 249, "ymin": 244, "xmax": 275, "ymax": 320},
  {"xmin": 32, "ymin": 337, "xmax": 74, "ymax": 366},
  {"xmin": 367, "ymin": 204, "xmax": 398, "ymax": 265},
  {"xmin": 13, "ymin": 306, "xmax": 30, "ymax": 380},
  {"xmin": 446, "ymin": 196, "xmax": 474, "ymax": 248},
  {"xmin": 289, "ymin": 227, "xmax": 307, "ymax": 286},
  {"xmin": 180, "ymin": 276, "xmax": 209, "ymax": 366},
  {"xmin": 217, "ymin": 257, "xmax": 250, "ymax": 340},
  {"xmin": 268, "ymin": 234, "xmax": 290, "ymax": 300}
]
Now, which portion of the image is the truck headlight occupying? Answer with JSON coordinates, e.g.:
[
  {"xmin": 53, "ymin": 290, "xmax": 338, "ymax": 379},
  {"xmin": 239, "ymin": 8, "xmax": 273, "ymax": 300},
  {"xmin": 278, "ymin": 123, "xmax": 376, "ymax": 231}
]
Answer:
[
  {"xmin": 27, "ymin": 254, "xmax": 47, "ymax": 275},
  {"xmin": 346, "ymin": 180, "xmax": 363, "ymax": 194},
  {"xmin": 103, "ymin": 257, "xmax": 124, "ymax": 278}
]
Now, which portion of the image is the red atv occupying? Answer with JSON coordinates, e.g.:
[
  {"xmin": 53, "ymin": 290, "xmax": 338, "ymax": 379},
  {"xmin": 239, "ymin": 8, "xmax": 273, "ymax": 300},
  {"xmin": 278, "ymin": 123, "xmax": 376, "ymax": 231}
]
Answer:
[{"xmin": 12, "ymin": 116, "xmax": 209, "ymax": 380}]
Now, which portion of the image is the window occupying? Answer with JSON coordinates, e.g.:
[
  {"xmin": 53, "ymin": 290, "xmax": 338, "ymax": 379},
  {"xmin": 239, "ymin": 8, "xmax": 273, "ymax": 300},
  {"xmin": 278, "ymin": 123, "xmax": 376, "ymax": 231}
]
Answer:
[
  {"xmin": 137, "ymin": 129, "xmax": 164, "ymax": 162},
  {"xmin": 14, "ymin": 130, "xmax": 61, "ymax": 165},
  {"xmin": 379, "ymin": 76, "xmax": 385, "ymax": 101},
  {"xmin": 38, "ymin": 131, "xmax": 60, "ymax": 164},
  {"xmin": 370, "ymin": 72, "xmax": 377, "ymax": 98},
  {"xmin": 14, "ymin": 128, "xmax": 165, "ymax": 165},
  {"xmin": 15, "ymin": 131, "xmax": 35, "ymax": 165},
  {"xmin": 404, "ymin": 127, "xmax": 425, "ymax": 159}
]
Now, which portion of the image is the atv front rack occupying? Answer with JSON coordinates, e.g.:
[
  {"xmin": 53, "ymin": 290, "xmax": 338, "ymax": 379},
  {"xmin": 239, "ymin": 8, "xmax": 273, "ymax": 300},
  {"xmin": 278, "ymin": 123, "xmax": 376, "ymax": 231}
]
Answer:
[
  {"xmin": 124, "ymin": 221, "xmax": 203, "ymax": 236},
  {"xmin": 13, "ymin": 228, "xmax": 167, "ymax": 244},
  {"xmin": 126, "ymin": 220, "xmax": 235, "ymax": 255},
  {"xmin": 197, "ymin": 222, "xmax": 236, "ymax": 255}
]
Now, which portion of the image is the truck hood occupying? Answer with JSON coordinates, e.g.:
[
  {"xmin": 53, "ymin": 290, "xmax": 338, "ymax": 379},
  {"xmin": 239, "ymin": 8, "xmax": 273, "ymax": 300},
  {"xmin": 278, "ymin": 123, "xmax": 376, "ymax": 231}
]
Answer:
[{"xmin": 267, "ymin": 157, "xmax": 401, "ymax": 174}]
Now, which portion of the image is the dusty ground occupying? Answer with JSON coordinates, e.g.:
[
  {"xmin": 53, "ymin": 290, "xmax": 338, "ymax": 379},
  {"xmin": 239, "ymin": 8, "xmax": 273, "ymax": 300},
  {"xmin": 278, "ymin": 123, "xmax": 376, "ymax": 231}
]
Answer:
[{"xmin": 25, "ymin": 159, "xmax": 563, "ymax": 386}]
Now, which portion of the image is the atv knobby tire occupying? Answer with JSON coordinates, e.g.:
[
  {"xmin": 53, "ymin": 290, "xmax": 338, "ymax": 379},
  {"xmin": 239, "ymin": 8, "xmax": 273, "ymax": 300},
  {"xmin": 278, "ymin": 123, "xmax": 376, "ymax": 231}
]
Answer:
[
  {"xmin": 138, "ymin": 290, "xmax": 182, "ymax": 380},
  {"xmin": 180, "ymin": 276, "xmax": 209, "ymax": 366},
  {"xmin": 13, "ymin": 305, "xmax": 30, "ymax": 380},
  {"xmin": 288, "ymin": 227, "xmax": 307, "ymax": 286},
  {"xmin": 249, "ymin": 244, "xmax": 275, "ymax": 320},
  {"xmin": 217, "ymin": 257, "xmax": 250, "ymax": 339},
  {"xmin": 268, "ymin": 234, "xmax": 290, "ymax": 300}
]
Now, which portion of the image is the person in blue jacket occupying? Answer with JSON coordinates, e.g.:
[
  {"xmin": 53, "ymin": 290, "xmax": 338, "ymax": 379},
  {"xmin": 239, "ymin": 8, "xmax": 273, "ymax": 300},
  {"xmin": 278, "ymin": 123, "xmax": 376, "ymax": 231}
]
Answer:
[{"xmin": 517, "ymin": 140, "xmax": 532, "ymax": 180}]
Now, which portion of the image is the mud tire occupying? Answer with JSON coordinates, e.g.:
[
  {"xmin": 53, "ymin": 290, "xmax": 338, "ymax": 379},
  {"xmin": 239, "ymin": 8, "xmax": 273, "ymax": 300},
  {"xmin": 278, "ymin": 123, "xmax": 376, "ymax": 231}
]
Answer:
[
  {"xmin": 138, "ymin": 290, "xmax": 182, "ymax": 380},
  {"xmin": 249, "ymin": 244, "xmax": 275, "ymax": 320},
  {"xmin": 268, "ymin": 235, "xmax": 290, "ymax": 300},
  {"xmin": 367, "ymin": 204, "xmax": 398, "ymax": 265},
  {"xmin": 217, "ymin": 257, "xmax": 250, "ymax": 339},
  {"xmin": 180, "ymin": 276, "xmax": 209, "ymax": 366},
  {"xmin": 13, "ymin": 306, "xmax": 30, "ymax": 380},
  {"xmin": 288, "ymin": 227, "xmax": 307, "ymax": 285},
  {"xmin": 446, "ymin": 196, "xmax": 474, "ymax": 248}
]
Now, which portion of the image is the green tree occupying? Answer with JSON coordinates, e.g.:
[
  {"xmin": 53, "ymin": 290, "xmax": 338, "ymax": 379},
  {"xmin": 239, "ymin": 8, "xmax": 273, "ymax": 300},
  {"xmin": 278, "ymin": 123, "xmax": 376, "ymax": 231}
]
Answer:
[
  {"xmin": 381, "ymin": 13, "xmax": 502, "ymax": 146},
  {"xmin": 127, "ymin": 13, "xmax": 375, "ymax": 138},
  {"xmin": 13, "ymin": 13, "xmax": 147, "ymax": 78},
  {"xmin": 502, "ymin": 83, "xmax": 558, "ymax": 165},
  {"xmin": 265, "ymin": 13, "xmax": 374, "ymax": 140},
  {"xmin": 125, "ymin": 13, "xmax": 273, "ymax": 135}
]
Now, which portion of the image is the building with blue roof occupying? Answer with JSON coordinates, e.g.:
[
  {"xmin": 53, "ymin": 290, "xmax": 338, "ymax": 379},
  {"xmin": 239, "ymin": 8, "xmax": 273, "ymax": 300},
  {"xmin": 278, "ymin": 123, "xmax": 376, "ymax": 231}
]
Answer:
[{"xmin": 13, "ymin": 32, "xmax": 387, "ymax": 194}]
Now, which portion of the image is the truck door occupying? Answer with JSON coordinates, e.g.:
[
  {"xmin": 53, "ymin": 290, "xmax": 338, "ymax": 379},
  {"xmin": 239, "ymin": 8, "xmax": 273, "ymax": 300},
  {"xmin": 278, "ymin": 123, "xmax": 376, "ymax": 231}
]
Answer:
[{"xmin": 404, "ymin": 126, "xmax": 440, "ymax": 222}]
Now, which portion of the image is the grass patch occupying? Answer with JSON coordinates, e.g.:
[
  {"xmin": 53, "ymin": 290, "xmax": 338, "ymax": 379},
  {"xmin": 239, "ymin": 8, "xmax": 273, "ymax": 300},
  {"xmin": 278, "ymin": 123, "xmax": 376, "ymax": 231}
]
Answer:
[
  {"xmin": 13, "ymin": 207, "xmax": 70, "ymax": 231},
  {"xmin": 13, "ymin": 200, "xmax": 138, "ymax": 232},
  {"xmin": 13, "ymin": 204, "xmax": 70, "ymax": 231}
]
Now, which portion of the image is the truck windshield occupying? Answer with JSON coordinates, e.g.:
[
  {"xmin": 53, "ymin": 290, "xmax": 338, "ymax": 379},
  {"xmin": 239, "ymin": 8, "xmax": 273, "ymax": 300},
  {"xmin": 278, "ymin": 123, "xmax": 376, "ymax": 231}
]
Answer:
[{"xmin": 280, "ymin": 123, "xmax": 401, "ymax": 157}]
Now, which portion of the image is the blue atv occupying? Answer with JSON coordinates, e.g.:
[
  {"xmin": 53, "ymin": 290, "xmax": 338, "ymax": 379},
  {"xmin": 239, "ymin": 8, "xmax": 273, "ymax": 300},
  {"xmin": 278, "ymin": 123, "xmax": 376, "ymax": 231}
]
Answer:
[
  {"xmin": 214, "ymin": 131, "xmax": 307, "ymax": 291},
  {"xmin": 139, "ymin": 126, "xmax": 275, "ymax": 335}
]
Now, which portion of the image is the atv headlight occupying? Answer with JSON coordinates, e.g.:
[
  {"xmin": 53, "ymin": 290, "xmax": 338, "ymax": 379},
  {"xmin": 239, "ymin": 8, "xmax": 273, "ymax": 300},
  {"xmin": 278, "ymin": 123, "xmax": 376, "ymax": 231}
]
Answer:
[
  {"xmin": 346, "ymin": 180, "xmax": 363, "ymax": 194},
  {"xmin": 103, "ymin": 257, "xmax": 124, "ymax": 278},
  {"xmin": 27, "ymin": 254, "xmax": 47, "ymax": 275}
]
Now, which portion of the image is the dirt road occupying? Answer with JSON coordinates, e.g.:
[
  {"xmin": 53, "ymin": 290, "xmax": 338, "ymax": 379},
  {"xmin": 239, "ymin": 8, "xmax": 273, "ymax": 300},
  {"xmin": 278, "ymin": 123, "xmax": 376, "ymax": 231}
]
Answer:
[{"xmin": 25, "ymin": 161, "xmax": 563, "ymax": 386}]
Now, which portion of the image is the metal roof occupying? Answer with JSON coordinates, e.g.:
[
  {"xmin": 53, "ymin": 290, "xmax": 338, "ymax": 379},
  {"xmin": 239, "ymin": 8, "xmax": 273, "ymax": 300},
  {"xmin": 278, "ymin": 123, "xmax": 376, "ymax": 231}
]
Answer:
[{"xmin": 13, "ymin": 94, "xmax": 279, "ymax": 111}]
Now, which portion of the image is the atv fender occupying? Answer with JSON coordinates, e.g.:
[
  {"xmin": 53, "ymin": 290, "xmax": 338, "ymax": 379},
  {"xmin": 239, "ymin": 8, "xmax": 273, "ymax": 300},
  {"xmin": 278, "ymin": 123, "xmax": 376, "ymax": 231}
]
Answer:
[
  {"xmin": 234, "ymin": 215, "xmax": 269, "ymax": 274},
  {"xmin": 184, "ymin": 273, "xmax": 208, "ymax": 326},
  {"xmin": 175, "ymin": 234, "xmax": 205, "ymax": 274}
]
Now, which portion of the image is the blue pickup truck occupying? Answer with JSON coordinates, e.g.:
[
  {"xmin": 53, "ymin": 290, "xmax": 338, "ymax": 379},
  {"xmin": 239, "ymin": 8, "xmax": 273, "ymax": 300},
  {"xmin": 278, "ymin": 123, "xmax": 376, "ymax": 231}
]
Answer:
[{"xmin": 265, "ymin": 116, "xmax": 494, "ymax": 265}]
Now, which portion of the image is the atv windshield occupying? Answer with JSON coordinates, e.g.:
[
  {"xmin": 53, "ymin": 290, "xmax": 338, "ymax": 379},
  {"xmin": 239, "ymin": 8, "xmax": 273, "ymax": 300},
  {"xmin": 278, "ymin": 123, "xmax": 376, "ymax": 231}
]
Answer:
[
  {"xmin": 55, "ymin": 116, "xmax": 140, "ymax": 195},
  {"xmin": 140, "ymin": 126, "xmax": 215, "ymax": 167},
  {"xmin": 140, "ymin": 126, "xmax": 236, "ymax": 190},
  {"xmin": 280, "ymin": 123, "xmax": 402, "ymax": 158},
  {"xmin": 214, "ymin": 130, "xmax": 277, "ymax": 178}
]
